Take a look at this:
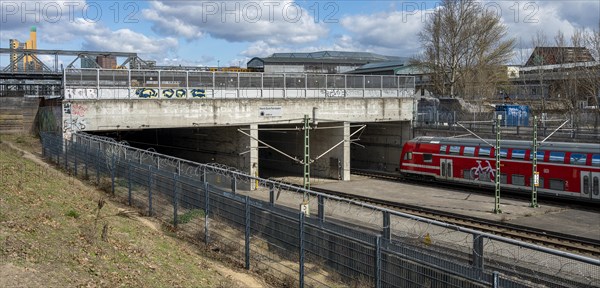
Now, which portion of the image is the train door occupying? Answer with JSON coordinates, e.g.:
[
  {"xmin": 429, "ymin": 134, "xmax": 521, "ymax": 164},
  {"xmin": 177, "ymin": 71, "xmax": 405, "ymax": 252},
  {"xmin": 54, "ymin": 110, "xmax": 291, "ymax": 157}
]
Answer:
[
  {"xmin": 580, "ymin": 171, "xmax": 600, "ymax": 200},
  {"xmin": 440, "ymin": 159, "xmax": 453, "ymax": 180}
]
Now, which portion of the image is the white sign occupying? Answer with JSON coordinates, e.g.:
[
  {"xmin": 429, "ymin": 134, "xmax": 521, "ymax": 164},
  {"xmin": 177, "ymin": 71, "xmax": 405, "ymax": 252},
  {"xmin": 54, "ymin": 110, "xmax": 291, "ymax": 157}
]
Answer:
[
  {"xmin": 259, "ymin": 106, "xmax": 282, "ymax": 117},
  {"xmin": 534, "ymin": 172, "xmax": 540, "ymax": 187}
]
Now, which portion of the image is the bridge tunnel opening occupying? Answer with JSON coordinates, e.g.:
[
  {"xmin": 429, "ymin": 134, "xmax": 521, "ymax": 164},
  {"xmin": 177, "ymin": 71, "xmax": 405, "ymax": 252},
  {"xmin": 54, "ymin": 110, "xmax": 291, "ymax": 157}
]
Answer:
[
  {"xmin": 349, "ymin": 121, "xmax": 413, "ymax": 173},
  {"xmin": 88, "ymin": 120, "xmax": 412, "ymax": 185}
]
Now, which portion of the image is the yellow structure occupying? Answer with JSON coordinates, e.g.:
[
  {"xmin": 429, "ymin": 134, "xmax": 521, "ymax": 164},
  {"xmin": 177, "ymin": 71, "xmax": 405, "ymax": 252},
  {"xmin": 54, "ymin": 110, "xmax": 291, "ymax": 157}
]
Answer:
[{"xmin": 9, "ymin": 26, "xmax": 38, "ymax": 71}]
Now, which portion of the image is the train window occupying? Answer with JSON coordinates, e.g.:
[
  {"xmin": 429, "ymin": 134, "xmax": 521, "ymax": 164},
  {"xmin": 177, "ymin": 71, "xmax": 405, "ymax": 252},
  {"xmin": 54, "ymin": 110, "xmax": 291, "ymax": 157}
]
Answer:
[
  {"xmin": 500, "ymin": 173, "xmax": 508, "ymax": 184},
  {"xmin": 549, "ymin": 152, "xmax": 566, "ymax": 163},
  {"xmin": 569, "ymin": 153, "xmax": 586, "ymax": 165},
  {"xmin": 423, "ymin": 154, "xmax": 433, "ymax": 163},
  {"xmin": 479, "ymin": 147, "xmax": 491, "ymax": 157},
  {"xmin": 404, "ymin": 152, "xmax": 412, "ymax": 160},
  {"xmin": 549, "ymin": 179, "xmax": 565, "ymax": 191},
  {"xmin": 449, "ymin": 146, "xmax": 461, "ymax": 155},
  {"xmin": 440, "ymin": 145, "xmax": 447, "ymax": 154},
  {"xmin": 512, "ymin": 175, "xmax": 525, "ymax": 186},
  {"xmin": 499, "ymin": 149, "xmax": 508, "ymax": 158},
  {"xmin": 512, "ymin": 150, "xmax": 526, "ymax": 160},
  {"xmin": 594, "ymin": 177, "xmax": 599, "ymax": 196},
  {"xmin": 463, "ymin": 147, "xmax": 475, "ymax": 156},
  {"xmin": 463, "ymin": 169, "xmax": 472, "ymax": 180},
  {"xmin": 536, "ymin": 151, "xmax": 545, "ymax": 162},
  {"xmin": 592, "ymin": 154, "xmax": 600, "ymax": 167}
]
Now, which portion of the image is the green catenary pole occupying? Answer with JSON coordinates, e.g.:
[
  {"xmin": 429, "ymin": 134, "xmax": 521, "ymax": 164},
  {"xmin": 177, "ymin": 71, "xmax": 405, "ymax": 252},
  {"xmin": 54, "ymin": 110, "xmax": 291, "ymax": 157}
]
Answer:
[
  {"xmin": 303, "ymin": 115, "xmax": 310, "ymax": 194},
  {"xmin": 531, "ymin": 116, "xmax": 539, "ymax": 207},
  {"xmin": 494, "ymin": 114, "xmax": 502, "ymax": 214}
]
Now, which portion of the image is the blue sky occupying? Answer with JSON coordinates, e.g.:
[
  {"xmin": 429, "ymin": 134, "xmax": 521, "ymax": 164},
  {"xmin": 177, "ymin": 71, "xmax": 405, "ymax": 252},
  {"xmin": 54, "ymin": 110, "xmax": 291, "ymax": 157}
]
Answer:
[{"xmin": 1, "ymin": 0, "xmax": 599, "ymax": 69}]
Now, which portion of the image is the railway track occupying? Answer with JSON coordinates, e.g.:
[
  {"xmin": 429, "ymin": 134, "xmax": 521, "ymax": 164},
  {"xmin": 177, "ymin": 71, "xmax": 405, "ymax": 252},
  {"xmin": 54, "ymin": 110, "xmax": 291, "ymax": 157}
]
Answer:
[{"xmin": 279, "ymin": 169, "xmax": 600, "ymax": 258}]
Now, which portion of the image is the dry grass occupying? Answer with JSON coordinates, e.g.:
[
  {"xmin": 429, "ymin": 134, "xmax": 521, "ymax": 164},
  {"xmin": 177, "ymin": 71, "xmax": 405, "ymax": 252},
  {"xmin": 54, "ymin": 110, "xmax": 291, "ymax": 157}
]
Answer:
[{"xmin": 0, "ymin": 133, "xmax": 264, "ymax": 287}]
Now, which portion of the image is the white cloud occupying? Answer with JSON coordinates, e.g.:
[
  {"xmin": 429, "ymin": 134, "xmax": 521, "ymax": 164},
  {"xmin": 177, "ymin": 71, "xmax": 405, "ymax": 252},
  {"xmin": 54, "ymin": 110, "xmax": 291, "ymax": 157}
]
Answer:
[
  {"xmin": 339, "ymin": 10, "xmax": 427, "ymax": 56},
  {"xmin": 142, "ymin": 0, "xmax": 328, "ymax": 45}
]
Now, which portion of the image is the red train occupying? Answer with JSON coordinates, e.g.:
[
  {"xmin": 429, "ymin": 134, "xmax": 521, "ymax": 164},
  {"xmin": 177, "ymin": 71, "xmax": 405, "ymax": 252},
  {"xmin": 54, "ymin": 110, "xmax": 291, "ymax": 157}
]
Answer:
[{"xmin": 400, "ymin": 136, "xmax": 600, "ymax": 203}]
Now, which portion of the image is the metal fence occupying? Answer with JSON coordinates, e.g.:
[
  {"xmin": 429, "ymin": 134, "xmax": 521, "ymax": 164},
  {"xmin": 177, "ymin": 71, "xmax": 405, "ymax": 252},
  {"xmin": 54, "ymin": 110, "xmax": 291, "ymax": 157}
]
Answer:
[
  {"xmin": 40, "ymin": 132, "xmax": 599, "ymax": 287},
  {"xmin": 63, "ymin": 68, "xmax": 416, "ymax": 100}
]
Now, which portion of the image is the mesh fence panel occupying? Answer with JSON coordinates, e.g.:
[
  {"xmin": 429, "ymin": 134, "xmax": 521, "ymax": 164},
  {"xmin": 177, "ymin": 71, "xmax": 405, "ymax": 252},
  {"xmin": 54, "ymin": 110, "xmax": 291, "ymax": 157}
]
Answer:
[{"xmin": 40, "ymin": 132, "xmax": 599, "ymax": 288}]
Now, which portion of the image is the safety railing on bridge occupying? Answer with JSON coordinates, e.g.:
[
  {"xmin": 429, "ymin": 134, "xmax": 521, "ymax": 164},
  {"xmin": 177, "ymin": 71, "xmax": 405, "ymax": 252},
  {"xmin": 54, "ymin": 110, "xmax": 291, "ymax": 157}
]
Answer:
[
  {"xmin": 40, "ymin": 132, "xmax": 599, "ymax": 287},
  {"xmin": 63, "ymin": 68, "xmax": 415, "ymax": 100}
]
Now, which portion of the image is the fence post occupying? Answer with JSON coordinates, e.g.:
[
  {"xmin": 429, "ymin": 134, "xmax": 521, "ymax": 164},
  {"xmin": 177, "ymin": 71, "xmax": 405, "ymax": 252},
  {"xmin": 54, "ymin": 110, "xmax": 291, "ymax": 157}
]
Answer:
[
  {"xmin": 204, "ymin": 181, "xmax": 210, "ymax": 244},
  {"xmin": 56, "ymin": 139, "xmax": 60, "ymax": 165},
  {"xmin": 96, "ymin": 146, "xmax": 100, "ymax": 185},
  {"xmin": 111, "ymin": 153, "xmax": 116, "ymax": 195},
  {"xmin": 382, "ymin": 211, "xmax": 391, "ymax": 243},
  {"xmin": 244, "ymin": 195, "xmax": 251, "ymax": 270},
  {"xmin": 65, "ymin": 139, "xmax": 69, "ymax": 171},
  {"xmin": 73, "ymin": 142, "xmax": 78, "ymax": 177},
  {"xmin": 299, "ymin": 212, "xmax": 305, "ymax": 288},
  {"xmin": 201, "ymin": 166, "xmax": 206, "ymax": 183},
  {"xmin": 473, "ymin": 234, "xmax": 484, "ymax": 279},
  {"xmin": 317, "ymin": 194, "xmax": 324, "ymax": 227},
  {"xmin": 493, "ymin": 271, "xmax": 499, "ymax": 288},
  {"xmin": 84, "ymin": 140, "xmax": 88, "ymax": 179},
  {"xmin": 231, "ymin": 176, "xmax": 237, "ymax": 194},
  {"xmin": 269, "ymin": 183, "xmax": 275, "ymax": 207},
  {"xmin": 173, "ymin": 173, "xmax": 179, "ymax": 228},
  {"xmin": 375, "ymin": 236, "xmax": 382, "ymax": 288},
  {"xmin": 128, "ymin": 161, "xmax": 132, "ymax": 206},
  {"xmin": 148, "ymin": 165, "xmax": 153, "ymax": 216}
]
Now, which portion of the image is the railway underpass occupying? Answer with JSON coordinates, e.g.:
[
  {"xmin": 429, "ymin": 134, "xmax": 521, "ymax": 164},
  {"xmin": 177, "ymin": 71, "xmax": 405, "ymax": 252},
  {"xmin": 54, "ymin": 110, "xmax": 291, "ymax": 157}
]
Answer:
[{"xmin": 61, "ymin": 68, "xmax": 416, "ymax": 187}]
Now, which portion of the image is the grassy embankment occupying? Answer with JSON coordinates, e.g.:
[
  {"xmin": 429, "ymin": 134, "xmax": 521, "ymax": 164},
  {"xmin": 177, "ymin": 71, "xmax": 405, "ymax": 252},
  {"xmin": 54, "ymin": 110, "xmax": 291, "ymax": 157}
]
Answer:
[{"xmin": 0, "ymin": 134, "xmax": 264, "ymax": 287}]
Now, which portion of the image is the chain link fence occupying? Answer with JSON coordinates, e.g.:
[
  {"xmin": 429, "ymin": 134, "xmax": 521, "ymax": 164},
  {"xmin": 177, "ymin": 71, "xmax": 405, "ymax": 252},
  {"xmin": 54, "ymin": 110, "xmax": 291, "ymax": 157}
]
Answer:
[{"xmin": 39, "ymin": 132, "xmax": 599, "ymax": 287}]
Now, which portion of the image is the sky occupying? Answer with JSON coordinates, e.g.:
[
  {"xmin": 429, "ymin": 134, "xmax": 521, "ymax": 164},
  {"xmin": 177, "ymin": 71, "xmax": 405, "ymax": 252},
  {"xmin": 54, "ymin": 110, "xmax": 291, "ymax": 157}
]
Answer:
[{"xmin": 0, "ymin": 0, "xmax": 599, "ymax": 69}]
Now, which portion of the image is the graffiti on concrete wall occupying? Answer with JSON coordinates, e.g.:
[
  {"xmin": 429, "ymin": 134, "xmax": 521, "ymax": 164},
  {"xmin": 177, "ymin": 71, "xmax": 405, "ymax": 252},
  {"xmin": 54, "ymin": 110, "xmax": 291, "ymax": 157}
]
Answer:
[
  {"xmin": 71, "ymin": 103, "xmax": 88, "ymax": 117},
  {"xmin": 63, "ymin": 102, "xmax": 88, "ymax": 139},
  {"xmin": 136, "ymin": 88, "xmax": 158, "ymax": 98},
  {"xmin": 322, "ymin": 89, "xmax": 345, "ymax": 98},
  {"xmin": 162, "ymin": 89, "xmax": 187, "ymax": 98},
  {"xmin": 65, "ymin": 88, "xmax": 97, "ymax": 99},
  {"xmin": 191, "ymin": 89, "xmax": 206, "ymax": 98},
  {"xmin": 63, "ymin": 117, "xmax": 87, "ymax": 133}
]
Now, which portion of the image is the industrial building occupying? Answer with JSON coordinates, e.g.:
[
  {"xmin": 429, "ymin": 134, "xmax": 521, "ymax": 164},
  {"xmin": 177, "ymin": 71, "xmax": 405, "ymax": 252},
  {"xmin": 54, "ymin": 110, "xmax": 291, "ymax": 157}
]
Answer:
[{"xmin": 247, "ymin": 51, "xmax": 404, "ymax": 74}]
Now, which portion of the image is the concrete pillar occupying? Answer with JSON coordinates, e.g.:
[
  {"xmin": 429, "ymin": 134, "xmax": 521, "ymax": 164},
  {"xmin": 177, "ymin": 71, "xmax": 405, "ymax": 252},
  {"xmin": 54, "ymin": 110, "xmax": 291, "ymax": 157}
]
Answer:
[
  {"xmin": 342, "ymin": 122, "xmax": 351, "ymax": 181},
  {"xmin": 249, "ymin": 124, "xmax": 259, "ymax": 190},
  {"xmin": 311, "ymin": 122, "xmax": 350, "ymax": 181}
]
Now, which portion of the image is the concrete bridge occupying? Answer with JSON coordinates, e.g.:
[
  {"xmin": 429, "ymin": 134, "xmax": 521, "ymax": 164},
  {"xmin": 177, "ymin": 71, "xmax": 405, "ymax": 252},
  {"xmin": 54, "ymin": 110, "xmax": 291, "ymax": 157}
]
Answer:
[{"xmin": 61, "ymin": 68, "xmax": 417, "ymax": 184}]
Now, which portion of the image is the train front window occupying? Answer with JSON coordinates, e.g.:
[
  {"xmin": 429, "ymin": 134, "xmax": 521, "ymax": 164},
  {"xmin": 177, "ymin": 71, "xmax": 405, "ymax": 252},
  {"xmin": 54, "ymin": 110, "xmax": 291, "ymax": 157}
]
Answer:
[
  {"xmin": 592, "ymin": 154, "xmax": 600, "ymax": 167},
  {"xmin": 440, "ymin": 145, "xmax": 447, "ymax": 154},
  {"xmin": 549, "ymin": 152, "xmax": 566, "ymax": 163},
  {"xmin": 569, "ymin": 153, "xmax": 586, "ymax": 165}
]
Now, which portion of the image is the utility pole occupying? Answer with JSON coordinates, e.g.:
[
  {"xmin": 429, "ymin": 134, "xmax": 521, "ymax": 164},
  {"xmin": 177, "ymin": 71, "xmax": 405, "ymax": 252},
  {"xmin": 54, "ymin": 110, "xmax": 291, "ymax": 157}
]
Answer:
[
  {"xmin": 494, "ymin": 114, "xmax": 502, "ymax": 214},
  {"xmin": 456, "ymin": 116, "xmax": 503, "ymax": 214},
  {"xmin": 531, "ymin": 116, "xmax": 539, "ymax": 208},
  {"xmin": 303, "ymin": 115, "xmax": 310, "ymax": 192}
]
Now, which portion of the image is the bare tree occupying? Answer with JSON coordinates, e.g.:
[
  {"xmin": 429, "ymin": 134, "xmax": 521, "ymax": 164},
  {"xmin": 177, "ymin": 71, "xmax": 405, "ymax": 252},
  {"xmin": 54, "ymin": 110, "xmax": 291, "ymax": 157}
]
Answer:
[{"xmin": 418, "ymin": 0, "xmax": 515, "ymax": 99}]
